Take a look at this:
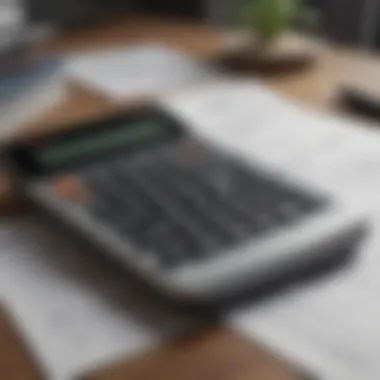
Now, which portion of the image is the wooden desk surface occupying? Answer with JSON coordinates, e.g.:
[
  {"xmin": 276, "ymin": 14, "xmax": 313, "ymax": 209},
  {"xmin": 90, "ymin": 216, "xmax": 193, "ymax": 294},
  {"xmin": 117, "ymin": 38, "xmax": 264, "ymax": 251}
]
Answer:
[
  {"xmin": 1, "ymin": 13, "xmax": 380, "ymax": 380},
  {"xmin": 0, "ymin": 306, "xmax": 311, "ymax": 380}
]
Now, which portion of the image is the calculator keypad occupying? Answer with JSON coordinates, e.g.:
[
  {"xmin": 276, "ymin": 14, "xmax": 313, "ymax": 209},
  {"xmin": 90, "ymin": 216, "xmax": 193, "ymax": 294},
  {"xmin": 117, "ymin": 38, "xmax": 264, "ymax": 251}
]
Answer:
[{"xmin": 81, "ymin": 144, "xmax": 326, "ymax": 269}]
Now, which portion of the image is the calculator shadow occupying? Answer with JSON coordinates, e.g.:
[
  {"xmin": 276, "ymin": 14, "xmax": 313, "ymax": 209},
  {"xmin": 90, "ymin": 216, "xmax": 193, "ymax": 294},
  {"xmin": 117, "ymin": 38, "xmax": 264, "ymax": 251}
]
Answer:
[{"xmin": 224, "ymin": 243, "xmax": 361, "ymax": 313}]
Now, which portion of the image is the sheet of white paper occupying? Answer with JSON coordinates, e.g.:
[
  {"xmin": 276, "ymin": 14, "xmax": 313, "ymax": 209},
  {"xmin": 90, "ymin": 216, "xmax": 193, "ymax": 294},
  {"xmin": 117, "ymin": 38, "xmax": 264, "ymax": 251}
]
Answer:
[
  {"xmin": 0, "ymin": 216, "xmax": 195, "ymax": 380},
  {"xmin": 229, "ymin": 220, "xmax": 380, "ymax": 380},
  {"xmin": 66, "ymin": 44, "xmax": 221, "ymax": 100}
]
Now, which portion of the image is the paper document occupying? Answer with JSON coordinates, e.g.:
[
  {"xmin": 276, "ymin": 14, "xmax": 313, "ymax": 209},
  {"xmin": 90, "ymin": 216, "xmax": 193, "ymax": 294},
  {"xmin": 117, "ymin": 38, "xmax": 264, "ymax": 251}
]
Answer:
[
  {"xmin": 0, "ymin": 216, "xmax": 196, "ymax": 380},
  {"xmin": 229, "ymin": 220, "xmax": 380, "ymax": 380},
  {"xmin": 67, "ymin": 44, "xmax": 222, "ymax": 100}
]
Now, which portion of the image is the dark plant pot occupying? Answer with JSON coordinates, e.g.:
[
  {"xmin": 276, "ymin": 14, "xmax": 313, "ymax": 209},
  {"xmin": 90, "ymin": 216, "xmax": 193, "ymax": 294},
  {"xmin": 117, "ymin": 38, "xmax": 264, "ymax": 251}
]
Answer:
[
  {"xmin": 216, "ymin": 49, "xmax": 315, "ymax": 76},
  {"xmin": 214, "ymin": 33, "xmax": 317, "ymax": 76}
]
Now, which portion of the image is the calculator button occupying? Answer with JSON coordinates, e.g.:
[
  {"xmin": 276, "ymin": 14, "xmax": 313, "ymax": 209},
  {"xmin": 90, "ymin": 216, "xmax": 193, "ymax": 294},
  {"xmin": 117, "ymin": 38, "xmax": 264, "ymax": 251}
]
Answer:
[
  {"xmin": 51, "ymin": 176, "xmax": 92, "ymax": 204},
  {"xmin": 78, "ymin": 147, "xmax": 326, "ymax": 269}
]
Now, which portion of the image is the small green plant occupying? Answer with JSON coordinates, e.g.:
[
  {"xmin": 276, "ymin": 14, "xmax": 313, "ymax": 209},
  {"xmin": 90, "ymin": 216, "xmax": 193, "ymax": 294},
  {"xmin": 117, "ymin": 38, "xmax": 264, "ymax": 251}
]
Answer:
[{"xmin": 239, "ymin": 0, "xmax": 318, "ymax": 46}]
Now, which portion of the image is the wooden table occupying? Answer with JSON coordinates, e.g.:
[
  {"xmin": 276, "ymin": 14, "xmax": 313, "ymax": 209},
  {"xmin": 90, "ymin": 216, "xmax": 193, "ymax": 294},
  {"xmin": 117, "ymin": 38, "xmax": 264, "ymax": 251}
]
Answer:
[{"xmin": 1, "ymin": 12, "xmax": 380, "ymax": 380}]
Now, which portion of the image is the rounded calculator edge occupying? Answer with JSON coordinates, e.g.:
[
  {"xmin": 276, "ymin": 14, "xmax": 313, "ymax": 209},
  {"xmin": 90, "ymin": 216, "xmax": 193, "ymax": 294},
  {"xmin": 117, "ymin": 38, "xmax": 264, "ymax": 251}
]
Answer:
[{"xmin": 160, "ymin": 206, "xmax": 369, "ymax": 301}]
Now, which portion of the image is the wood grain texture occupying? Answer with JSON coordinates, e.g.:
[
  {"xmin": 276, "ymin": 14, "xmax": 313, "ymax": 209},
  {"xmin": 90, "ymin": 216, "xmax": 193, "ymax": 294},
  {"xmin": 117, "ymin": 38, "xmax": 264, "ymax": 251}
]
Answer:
[
  {"xmin": 80, "ymin": 327, "xmax": 313, "ymax": 380},
  {"xmin": 0, "ymin": 307, "xmax": 45, "ymax": 380}
]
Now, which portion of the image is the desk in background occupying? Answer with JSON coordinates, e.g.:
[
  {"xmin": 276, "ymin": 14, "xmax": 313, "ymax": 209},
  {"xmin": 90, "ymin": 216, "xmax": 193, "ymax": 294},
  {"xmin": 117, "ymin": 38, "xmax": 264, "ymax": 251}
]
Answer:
[{"xmin": 17, "ymin": 13, "xmax": 380, "ymax": 131}]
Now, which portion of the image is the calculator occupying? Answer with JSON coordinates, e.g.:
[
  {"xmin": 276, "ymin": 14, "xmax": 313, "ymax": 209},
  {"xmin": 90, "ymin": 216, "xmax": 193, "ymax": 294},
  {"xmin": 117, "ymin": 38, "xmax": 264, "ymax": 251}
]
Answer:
[{"xmin": 6, "ymin": 104, "xmax": 367, "ymax": 306}]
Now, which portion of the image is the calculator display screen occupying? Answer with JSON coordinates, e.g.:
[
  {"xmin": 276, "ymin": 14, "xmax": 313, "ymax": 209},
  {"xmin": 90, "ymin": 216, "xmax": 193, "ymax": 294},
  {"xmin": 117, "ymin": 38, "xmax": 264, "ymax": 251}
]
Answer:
[
  {"xmin": 35, "ymin": 121, "xmax": 167, "ymax": 169},
  {"xmin": 8, "ymin": 109, "xmax": 183, "ymax": 175}
]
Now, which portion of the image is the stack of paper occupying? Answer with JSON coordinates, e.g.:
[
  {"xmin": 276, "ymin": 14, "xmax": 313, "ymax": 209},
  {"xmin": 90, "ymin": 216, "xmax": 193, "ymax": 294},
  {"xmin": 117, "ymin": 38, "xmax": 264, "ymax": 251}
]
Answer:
[{"xmin": 67, "ymin": 44, "xmax": 222, "ymax": 100}]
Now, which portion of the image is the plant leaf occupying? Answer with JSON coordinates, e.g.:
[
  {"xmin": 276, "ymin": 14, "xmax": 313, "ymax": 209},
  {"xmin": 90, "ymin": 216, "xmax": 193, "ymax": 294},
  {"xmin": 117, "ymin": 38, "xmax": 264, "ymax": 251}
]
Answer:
[{"xmin": 238, "ymin": 0, "xmax": 304, "ymax": 40}]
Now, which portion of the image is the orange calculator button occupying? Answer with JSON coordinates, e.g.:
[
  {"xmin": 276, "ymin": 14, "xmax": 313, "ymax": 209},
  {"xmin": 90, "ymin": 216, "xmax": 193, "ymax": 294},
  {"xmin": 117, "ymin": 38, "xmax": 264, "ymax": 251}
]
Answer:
[{"xmin": 51, "ymin": 176, "xmax": 92, "ymax": 204}]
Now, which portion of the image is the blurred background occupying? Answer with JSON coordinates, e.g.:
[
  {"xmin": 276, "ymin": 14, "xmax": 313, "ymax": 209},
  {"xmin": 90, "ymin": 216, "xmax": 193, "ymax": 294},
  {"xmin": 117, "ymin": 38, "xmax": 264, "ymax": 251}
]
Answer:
[
  {"xmin": 2, "ymin": 1, "xmax": 380, "ymax": 380},
  {"xmin": 17, "ymin": 0, "xmax": 380, "ymax": 47}
]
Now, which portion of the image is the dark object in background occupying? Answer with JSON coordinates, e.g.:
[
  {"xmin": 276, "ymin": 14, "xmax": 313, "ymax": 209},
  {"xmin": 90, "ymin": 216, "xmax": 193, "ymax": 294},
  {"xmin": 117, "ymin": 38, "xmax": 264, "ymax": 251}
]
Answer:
[
  {"xmin": 25, "ymin": 0, "xmax": 132, "ymax": 26},
  {"xmin": 339, "ymin": 87, "xmax": 380, "ymax": 121},
  {"xmin": 25, "ymin": 0, "xmax": 204, "ymax": 27},
  {"xmin": 0, "ymin": 44, "xmax": 31, "ymax": 77},
  {"xmin": 140, "ymin": 0, "xmax": 203, "ymax": 19},
  {"xmin": 0, "ymin": 28, "xmax": 33, "ymax": 77},
  {"xmin": 23, "ymin": 0, "xmax": 380, "ymax": 47},
  {"xmin": 309, "ymin": 0, "xmax": 376, "ymax": 47}
]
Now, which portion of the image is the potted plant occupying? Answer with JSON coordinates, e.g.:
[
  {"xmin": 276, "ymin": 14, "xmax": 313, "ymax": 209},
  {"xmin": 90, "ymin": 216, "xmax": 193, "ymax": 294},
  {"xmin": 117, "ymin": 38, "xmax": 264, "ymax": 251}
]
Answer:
[{"xmin": 220, "ymin": 0, "xmax": 319, "ymax": 74}]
